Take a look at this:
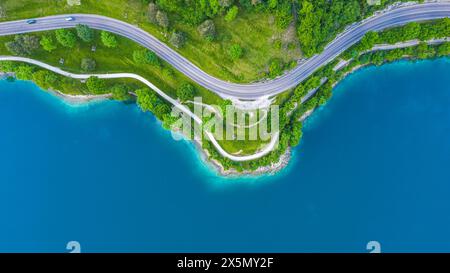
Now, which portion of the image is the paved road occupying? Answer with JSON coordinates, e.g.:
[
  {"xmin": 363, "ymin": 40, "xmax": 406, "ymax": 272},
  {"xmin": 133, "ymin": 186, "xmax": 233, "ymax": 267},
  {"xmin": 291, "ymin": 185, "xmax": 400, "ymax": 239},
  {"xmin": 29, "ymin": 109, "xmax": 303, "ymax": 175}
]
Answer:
[{"xmin": 0, "ymin": 2, "xmax": 449, "ymax": 99}]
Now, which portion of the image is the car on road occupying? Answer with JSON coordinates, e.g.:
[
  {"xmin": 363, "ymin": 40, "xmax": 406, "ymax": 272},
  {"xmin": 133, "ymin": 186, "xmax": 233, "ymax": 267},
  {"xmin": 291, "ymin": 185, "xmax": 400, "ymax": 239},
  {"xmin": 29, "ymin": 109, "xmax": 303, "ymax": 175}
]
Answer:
[
  {"xmin": 26, "ymin": 19, "xmax": 37, "ymax": 24},
  {"xmin": 65, "ymin": 17, "xmax": 75, "ymax": 21}
]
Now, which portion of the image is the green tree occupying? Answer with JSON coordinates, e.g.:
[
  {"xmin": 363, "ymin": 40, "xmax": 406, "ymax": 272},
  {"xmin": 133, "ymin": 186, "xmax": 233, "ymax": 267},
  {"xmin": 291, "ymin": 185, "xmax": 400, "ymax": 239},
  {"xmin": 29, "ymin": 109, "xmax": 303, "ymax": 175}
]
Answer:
[
  {"xmin": 32, "ymin": 70, "xmax": 58, "ymax": 89},
  {"xmin": 39, "ymin": 35, "xmax": 57, "ymax": 52},
  {"xmin": 132, "ymin": 49, "xmax": 160, "ymax": 67},
  {"xmin": 100, "ymin": 31, "xmax": 118, "ymax": 48},
  {"xmin": 148, "ymin": 3, "xmax": 159, "ymax": 24},
  {"xmin": 5, "ymin": 35, "xmax": 40, "ymax": 55},
  {"xmin": 177, "ymin": 83, "xmax": 195, "ymax": 102},
  {"xmin": 228, "ymin": 44, "xmax": 243, "ymax": 60},
  {"xmin": 86, "ymin": 76, "xmax": 107, "ymax": 94},
  {"xmin": 55, "ymin": 29, "xmax": 77, "ymax": 48},
  {"xmin": 81, "ymin": 58, "xmax": 96, "ymax": 72},
  {"xmin": 224, "ymin": 6, "xmax": 238, "ymax": 22},
  {"xmin": 437, "ymin": 42, "xmax": 450, "ymax": 57},
  {"xmin": 268, "ymin": 59, "xmax": 283, "ymax": 78},
  {"xmin": 156, "ymin": 10, "xmax": 169, "ymax": 28},
  {"xmin": 76, "ymin": 24, "xmax": 94, "ymax": 42},
  {"xmin": 14, "ymin": 65, "xmax": 34, "ymax": 80},
  {"xmin": 169, "ymin": 31, "xmax": 186, "ymax": 48},
  {"xmin": 289, "ymin": 122, "xmax": 303, "ymax": 147},
  {"xmin": 135, "ymin": 88, "xmax": 170, "ymax": 119},
  {"xmin": 111, "ymin": 84, "xmax": 132, "ymax": 101},
  {"xmin": 197, "ymin": 20, "xmax": 216, "ymax": 40}
]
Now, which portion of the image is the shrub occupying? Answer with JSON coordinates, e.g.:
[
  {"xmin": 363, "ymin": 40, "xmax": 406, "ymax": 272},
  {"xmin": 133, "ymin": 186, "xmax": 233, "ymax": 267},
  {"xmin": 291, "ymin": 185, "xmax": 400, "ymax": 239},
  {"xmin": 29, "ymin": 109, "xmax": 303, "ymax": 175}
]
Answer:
[
  {"xmin": 100, "ymin": 31, "xmax": 118, "ymax": 48},
  {"xmin": 197, "ymin": 20, "xmax": 216, "ymax": 40},
  {"xmin": 177, "ymin": 83, "xmax": 195, "ymax": 102},
  {"xmin": 225, "ymin": 6, "xmax": 239, "ymax": 22},
  {"xmin": 228, "ymin": 44, "xmax": 243, "ymax": 60},
  {"xmin": 76, "ymin": 24, "xmax": 94, "ymax": 42},
  {"xmin": 81, "ymin": 58, "xmax": 96, "ymax": 72},
  {"xmin": 55, "ymin": 29, "xmax": 77, "ymax": 48}
]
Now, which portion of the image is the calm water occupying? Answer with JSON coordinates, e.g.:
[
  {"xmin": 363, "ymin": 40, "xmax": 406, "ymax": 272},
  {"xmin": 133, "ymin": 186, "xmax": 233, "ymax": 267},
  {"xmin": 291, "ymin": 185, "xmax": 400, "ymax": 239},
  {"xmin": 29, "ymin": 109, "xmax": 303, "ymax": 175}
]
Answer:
[{"xmin": 0, "ymin": 58, "xmax": 450, "ymax": 253}]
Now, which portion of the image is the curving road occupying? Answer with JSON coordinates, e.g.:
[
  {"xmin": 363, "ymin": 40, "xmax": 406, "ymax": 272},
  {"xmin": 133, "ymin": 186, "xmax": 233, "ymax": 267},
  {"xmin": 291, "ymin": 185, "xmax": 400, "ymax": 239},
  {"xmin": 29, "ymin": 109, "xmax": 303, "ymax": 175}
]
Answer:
[{"xmin": 0, "ymin": 2, "xmax": 449, "ymax": 99}]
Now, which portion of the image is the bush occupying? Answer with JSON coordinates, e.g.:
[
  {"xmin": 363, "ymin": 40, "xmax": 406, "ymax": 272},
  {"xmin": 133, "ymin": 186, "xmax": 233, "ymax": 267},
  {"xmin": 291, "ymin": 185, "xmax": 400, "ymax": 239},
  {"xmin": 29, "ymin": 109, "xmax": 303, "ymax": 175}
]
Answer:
[
  {"xmin": 224, "ymin": 6, "xmax": 239, "ymax": 22},
  {"xmin": 177, "ymin": 83, "xmax": 195, "ymax": 102},
  {"xmin": 55, "ymin": 29, "xmax": 77, "ymax": 48},
  {"xmin": 197, "ymin": 20, "xmax": 216, "ymax": 40},
  {"xmin": 228, "ymin": 44, "xmax": 243, "ymax": 60},
  {"xmin": 156, "ymin": 11, "xmax": 169, "ymax": 28},
  {"xmin": 39, "ymin": 35, "xmax": 57, "ymax": 52},
  {"xmin": 32, "ymin": 70, "xmax": 58, "ymax": 89},
  {"xmin": 76, "ymin": 24, "xmax": 94, "ymax": 42},
  {"xmin": 81, "ymin": 58, "xmax": 96, "ymax": 72},
  {"xmin": 14, "ymin": 65, "xmax": 34, "ymax": 80},
  {"xmin": 169, "ymin": 31, "xmax": 186, "ymax": 48},
  {"xmin": 148, "ymin": 3, "xmax": 158, "ymax": 24},
  {"xmin": 86, "ymin": 76, "xmax": 107, "ymax": 94},
  {"xmin": 111, "ymin": 84, "xmax": 131, "ymax": 101},
  {"xmin": 100, "ymin": 31, "xmax": 118, "ymax": 48},
  {"xmin": 268, "ymin": 59, "xmax": 283, "ymax": 78},
  {"xmin": 5, "ymin": 35, "xmax": 40, "ymax": 55},
  {"xmin": 132, "ymin": 49, "xmax": 160, "ymax": 67}
]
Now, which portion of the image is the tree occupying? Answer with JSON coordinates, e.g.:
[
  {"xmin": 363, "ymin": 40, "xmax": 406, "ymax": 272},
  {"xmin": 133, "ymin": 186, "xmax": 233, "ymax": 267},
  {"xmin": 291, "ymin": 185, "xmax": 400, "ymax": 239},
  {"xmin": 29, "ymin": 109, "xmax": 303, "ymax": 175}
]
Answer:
[
  {"xmin": 289, "ymin": 122, "xmax": 303, "ymax": 147},
  {"xmin": 0, "ymin": 5, "xmax": 7, "ymax": 19},
  {"xmin": 416, "ymin": 42, "xmax": 430, "ymax": 59},
  {"xmin": 86, "ymin": 76, "xmax": 107, "ymax": 94},
  {"xmin": 14, "ymin": 65, "xmax": 34, "ymax": 80},
  {"xmin": 76, "ymin": 24, "xmax": 94, "ymax": 42},
  {"xmin": 177, "ymin": 83, "xmax": 195, "ymax": 102},
  {"xmin": 228, "ymin": 44, "xmax": 243, "ymax": 60},
  {"xmin": 100, "ymin": 31, "xmax": 118, "ymax": 48},
  {"xmin": 437, "ymin": 42, "xmax": 450, "ymax": 57},
  {"xmin": 81, "ymin": 58, "xmax": 96, "ymax": 71},
  {"xmin": 275, "ymin": 1, "xmax": 293, "ymax": 29},
  {"xmin": 169, "ymin": 31, "xmax": 186, "ymax": 48},
  {"xmin": 135, "ymin": 88, "xmax": 170, "ymax": 119},
  {"xmin": 357, "ymin": 31, "xmax": 379, "ymax": 52},
  {"xmin": 224, "ymin": 6, "xmax": 238, "ymax": 22},
  {"xmin": 156, "ymin": 10, "xmax": 169, "ymax": 28},
  {"xmin": 268, "ymin": 59, "xmax": 283, "ymax": 78},
  {"xmin": 111, "ymin": 84, "xmax": 131, "ymax": 101},
  {"xmin": 55, "ymin": 29, "xmax": 77, "ymax": 48},
  {"xmin": 219, "ymin": 0, "xmax": 234, "ymax": 7},
  {"xmin": 132, "ymin": 49, "xmax": 160, "ymax": 67},
  {"xmin": 40, "ymin": 35, "xmax": 57, "ymax": 52},
  {"xmin": 32, "ymin": 70, "xmax": 58, "ymax": 89},
  {"xmin": 5, "ymin": 35, "xmax": 40, "ymax": 55},
  {"xmin": 148, "ymin": 3, "xmax": 159, "ymax": 24},
  {"xmin": 136, "ymin": 88, "xmax": 159, "ymax": 112},
  {"xmin": 197, "ymin": 20, "xmax": 216, "ymax": 40}
]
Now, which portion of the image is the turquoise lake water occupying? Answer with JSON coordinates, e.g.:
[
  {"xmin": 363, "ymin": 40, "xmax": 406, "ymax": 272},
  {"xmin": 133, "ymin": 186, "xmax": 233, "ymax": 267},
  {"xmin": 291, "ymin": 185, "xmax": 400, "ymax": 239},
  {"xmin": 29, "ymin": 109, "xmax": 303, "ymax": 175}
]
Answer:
[{"xmin": 0, "ymin": 58, "xmax": 450, "ymax": 252}]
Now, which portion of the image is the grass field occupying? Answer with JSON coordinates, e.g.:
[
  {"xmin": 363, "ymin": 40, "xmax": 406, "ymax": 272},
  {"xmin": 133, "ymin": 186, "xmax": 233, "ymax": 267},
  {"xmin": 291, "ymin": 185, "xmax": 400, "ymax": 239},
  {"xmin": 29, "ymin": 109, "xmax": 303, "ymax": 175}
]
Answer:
[
  {"xmin": 0, "ymin": 0, "xmax": 302, "ymax": 83},
  {"xmin": 0, "ymin": 30, "xmax": 221, "ymax": 104}
]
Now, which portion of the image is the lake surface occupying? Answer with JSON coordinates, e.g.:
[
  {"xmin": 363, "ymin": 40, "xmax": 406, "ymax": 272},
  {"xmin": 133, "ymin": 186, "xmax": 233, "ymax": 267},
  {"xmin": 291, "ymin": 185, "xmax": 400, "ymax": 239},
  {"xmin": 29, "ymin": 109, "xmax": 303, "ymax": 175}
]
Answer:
[{"xmin": 0, "ymin": 58, "xmax": 450, "ymax": 253}]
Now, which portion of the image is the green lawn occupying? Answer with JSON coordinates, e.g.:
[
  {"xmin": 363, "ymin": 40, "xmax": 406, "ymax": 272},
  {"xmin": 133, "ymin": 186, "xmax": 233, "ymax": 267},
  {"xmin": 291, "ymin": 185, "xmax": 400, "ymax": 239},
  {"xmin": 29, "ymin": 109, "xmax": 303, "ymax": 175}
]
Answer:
[
  {"xmin": 0, "ymin": 30, "xmax": 221, "ymax": 104},
  {"xmin": 0, "ymin": 0, "xmax": 301, "ymax": 83}
]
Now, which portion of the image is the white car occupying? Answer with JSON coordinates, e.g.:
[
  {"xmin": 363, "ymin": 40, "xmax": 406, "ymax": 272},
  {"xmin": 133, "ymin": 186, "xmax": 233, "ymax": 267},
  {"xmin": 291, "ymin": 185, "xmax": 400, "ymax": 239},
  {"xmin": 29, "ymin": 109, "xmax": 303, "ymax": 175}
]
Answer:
[{"xmin": 65, "ymin": 17, "xmax": 75, "ymax": 21}]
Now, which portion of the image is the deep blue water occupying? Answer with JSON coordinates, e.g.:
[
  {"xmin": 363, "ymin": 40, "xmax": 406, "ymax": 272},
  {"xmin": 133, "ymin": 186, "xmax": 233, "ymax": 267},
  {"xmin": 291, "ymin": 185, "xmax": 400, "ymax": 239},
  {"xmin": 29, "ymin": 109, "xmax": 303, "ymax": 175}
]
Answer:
[{"xmin": 0, "ymin": 58, "xmax": 450, "ymax": 253}]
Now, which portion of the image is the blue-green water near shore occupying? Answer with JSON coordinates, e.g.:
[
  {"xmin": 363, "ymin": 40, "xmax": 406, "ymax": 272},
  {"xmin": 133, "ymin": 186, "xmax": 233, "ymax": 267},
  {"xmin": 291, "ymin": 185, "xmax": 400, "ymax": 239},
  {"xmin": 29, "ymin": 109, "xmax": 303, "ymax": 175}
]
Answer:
[{"xmin": 1, "ymin": 58, "xmax": 450, "ymax": 252}]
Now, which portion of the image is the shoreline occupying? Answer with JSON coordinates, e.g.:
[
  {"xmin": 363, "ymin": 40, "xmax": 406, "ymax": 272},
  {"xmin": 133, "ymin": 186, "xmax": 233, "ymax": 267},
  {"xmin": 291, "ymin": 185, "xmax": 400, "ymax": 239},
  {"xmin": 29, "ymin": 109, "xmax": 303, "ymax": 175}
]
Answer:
[
  {"xmin": 192, "ymin": 137, "xmax": 292, "ymax": 178},
  {"xmin": 1, "ymin": 72, "xmax": 111, "ymax": 104},
  {"xmin": 2, "ymin": 56, "xmax": 449, "ymax": 178},
  {"xmin": 47, "ymin": 89, "xmax": 112, "ymax": 104}
]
